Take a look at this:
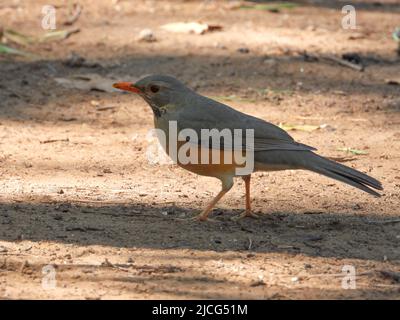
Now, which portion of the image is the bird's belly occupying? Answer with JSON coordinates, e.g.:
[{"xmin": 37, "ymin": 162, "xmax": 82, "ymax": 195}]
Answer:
[
  {"xmin": 153, "ymin": 121, "xmax": 253, "ymax": 178},
  {"xmin": 179, "ymin": 158, "xmax": 237, "ymax": 178},
  {"xmin": 172, "ymin": 142, "xmax": 247, "ymax": 178}
]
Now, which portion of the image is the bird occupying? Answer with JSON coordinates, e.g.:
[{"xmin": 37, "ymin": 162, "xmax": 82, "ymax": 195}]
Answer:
[{"xmin": 113, "ymin": 75, "xmax": 382, "ymax": 221}]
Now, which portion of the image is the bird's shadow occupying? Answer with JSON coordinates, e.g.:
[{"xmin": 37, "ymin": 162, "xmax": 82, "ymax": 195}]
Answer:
[{"xmin": 0, "ymin": 200, "xmax": 398, "ymax": 262}]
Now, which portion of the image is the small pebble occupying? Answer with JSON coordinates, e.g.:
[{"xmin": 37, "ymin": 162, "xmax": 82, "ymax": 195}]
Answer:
[
  {"xmin": 137, "ymin": 29, "xmax": 157, "ymax": 42},
  {"xmin": 237, "ymin": 47, "xmax": 250, "ymax": 54}
]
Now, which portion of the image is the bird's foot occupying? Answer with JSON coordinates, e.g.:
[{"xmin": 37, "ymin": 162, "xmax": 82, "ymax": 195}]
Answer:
[{"xmin": 231, "ymin": 210, "xmax": 260, "ymax": 221}]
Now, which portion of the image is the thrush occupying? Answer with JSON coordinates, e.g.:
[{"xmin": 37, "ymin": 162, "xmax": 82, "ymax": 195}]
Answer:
[{"xmin": 113, "ymin": 75, "xmax": 382, "ymax": 221}]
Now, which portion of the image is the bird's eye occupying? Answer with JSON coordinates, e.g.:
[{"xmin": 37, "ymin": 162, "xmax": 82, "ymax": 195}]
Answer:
[{"xmin": 150, "ymin": 85, "xmax": 160, "ymax": 93}]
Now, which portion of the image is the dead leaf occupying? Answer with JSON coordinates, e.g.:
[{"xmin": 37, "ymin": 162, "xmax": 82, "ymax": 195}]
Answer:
[
  {"xmin": 3, "ymin": 29, "xmax": 35, "ymax": 46},
  {"xmin": 64, "ymin": 3, "xmax": 82, "ymax": 26},
  {"xmin": 40, "ymin": 138, "xmax": 69, "ymax": 144},
  {"xmin": 385, "ymin": 78, "xmax": 400, "ymax": 85},
  {"xmin": 39, "ymin": 28, "xmax": 80, "ymax": 42},
  {"xmin": 54, "ymin": 74, "xmax": 119, "ymax": 93},
  {"xmin": 337, "ymin": 147, "xmax": 369, "ymax": 155},
  {"xmin": 211, "ymin": 95, "xmax": 256, "ymax": 103},
  {"xmin": 348, "ymin": 33, "xmax": 366, "ymax": 40},
  {"xmin": 327, "ymin": 156, "xmax": 357, "ymax": 163},
  {"xmin": 96, "ymin": 106, "xmax": 117, "ymax": 111},
  {"xmin": 379, "ymin": 270, "xmax": 400, "ymax": 283},
  {"xmin": 58, "ymin": 117, "xmax": 77, "ymax": 122},
  {"xmin": 160, "ymin": 22, "xmax": 222, "ymax": 35},
  {"xmin": 238, "ymin": 2, "xmax": 298, "ymax": 12},
  {"xmin": 2, "ymin": 28, "xmax": 79, "ymax": 46},
  {"xmin": 332, "ymin": 90, "xmax": 347, "ymax": 96},
  {"xmin": 278, "ymin": 123, "xmax": 322, "ymax": 132}
]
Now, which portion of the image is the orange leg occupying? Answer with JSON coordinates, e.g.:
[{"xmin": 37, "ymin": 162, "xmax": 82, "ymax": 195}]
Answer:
[
  {"xmin": 196, "ymin": 188, "xmax": 230, "ymax": 221},
  {"xmin": 195, "ymin": 177, "xmax": 234, "ymax": 221},
  {"xmin": 233, "ymin": 175, "xmax": 260, "ymax": 220},
  {"xmin": 244, "ymin": 175, "xmax": 251, "ymax": 214}
]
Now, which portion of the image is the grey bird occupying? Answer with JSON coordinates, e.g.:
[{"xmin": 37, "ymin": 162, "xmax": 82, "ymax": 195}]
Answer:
[{"xmin": 113, "ymin": 75, "xmax": 382, "ymax": 221}]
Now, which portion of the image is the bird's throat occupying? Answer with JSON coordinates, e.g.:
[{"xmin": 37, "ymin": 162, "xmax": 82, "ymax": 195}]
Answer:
[{"xmin": 142, "ymin": 96, "xmax": 163, "ymax": 118}]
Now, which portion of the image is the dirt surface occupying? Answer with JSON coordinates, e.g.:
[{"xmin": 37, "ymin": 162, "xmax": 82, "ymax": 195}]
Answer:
[{"xmin": 0, "ymin": 0, "xmax": 399, "ymax": 299}]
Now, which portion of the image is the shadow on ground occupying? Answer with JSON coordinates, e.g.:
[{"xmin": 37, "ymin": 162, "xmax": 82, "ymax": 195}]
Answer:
[
  {"xmin": 1, "ymin": 200, "xmax": 398, "ymax": 262},
  {"xmin": 261, "ymin": 0, "xmax": 400, "ymax": 13},
  {"xmin": 0, "ymin": 49, "xmax": 399, "ymax": 122}
]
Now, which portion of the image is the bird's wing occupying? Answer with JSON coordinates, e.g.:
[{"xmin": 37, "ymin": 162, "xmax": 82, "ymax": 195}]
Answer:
[{"xmin": 177, "ymin": 94, "xmax": 316, "ymax": 152}]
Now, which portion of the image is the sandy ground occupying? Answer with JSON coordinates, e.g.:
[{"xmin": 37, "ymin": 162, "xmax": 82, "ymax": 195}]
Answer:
[{"xmin": 0, "ymin": 0, "xmax": 399, "ymax": 299}]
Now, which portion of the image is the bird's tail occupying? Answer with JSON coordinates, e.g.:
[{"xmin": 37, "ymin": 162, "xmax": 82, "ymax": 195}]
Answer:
[
  {"xmin": 255, "ymin": 150, "xmax": 383, "ymax": 196},
  {"xmin": 303, "ymin": 152, "xmax": 383, "ymax": 197}
]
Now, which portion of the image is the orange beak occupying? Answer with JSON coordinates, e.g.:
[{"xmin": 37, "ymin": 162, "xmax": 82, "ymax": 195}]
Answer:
[{"xmin": 112, "ymin": 82, "xmax": 141, "ymax": 93}]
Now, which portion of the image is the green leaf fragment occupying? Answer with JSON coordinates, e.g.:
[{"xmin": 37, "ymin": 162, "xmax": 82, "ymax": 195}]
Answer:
[
  {"xmin": 337, "ymin": 147, "xmax": 369, "ymax": 155},
  {"xmin": 239, "ymin": 2, "xmax": 298, "ymax": 11},
  {"xmin": 0, "ymin": 43, "xmax": 34, "ymax": 57}
]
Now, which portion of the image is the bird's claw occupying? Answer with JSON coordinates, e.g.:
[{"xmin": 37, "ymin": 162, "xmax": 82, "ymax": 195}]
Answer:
[
  {"xmin": 231, "ymin": 211, "xmax": 261, "ymax": 221},
  {"xmin": 175, "ymin": 214, "xmax": 219, "ymax": 222}
]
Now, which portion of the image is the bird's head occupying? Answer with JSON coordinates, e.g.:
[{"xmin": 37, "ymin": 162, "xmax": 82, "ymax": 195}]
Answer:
[{"xmin": 113, "ymin": 74, "xmax": 190, "ymax": 115}]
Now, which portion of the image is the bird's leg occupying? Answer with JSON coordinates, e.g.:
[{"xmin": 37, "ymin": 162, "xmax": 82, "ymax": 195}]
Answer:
[
  {"xmin": 193, "ymin": 177, "xmax": 234, "ymax": 222},
  {"xmin": 233, "ymin": 175, "xmax": 260, "ymax": 220},
  {"xmin": 195, "ymin": 189, "xmax": 229, "ymax": 221},
  {"xmin": 244, "ymin": 175, "xmax": 251, "ymax": 214}
]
